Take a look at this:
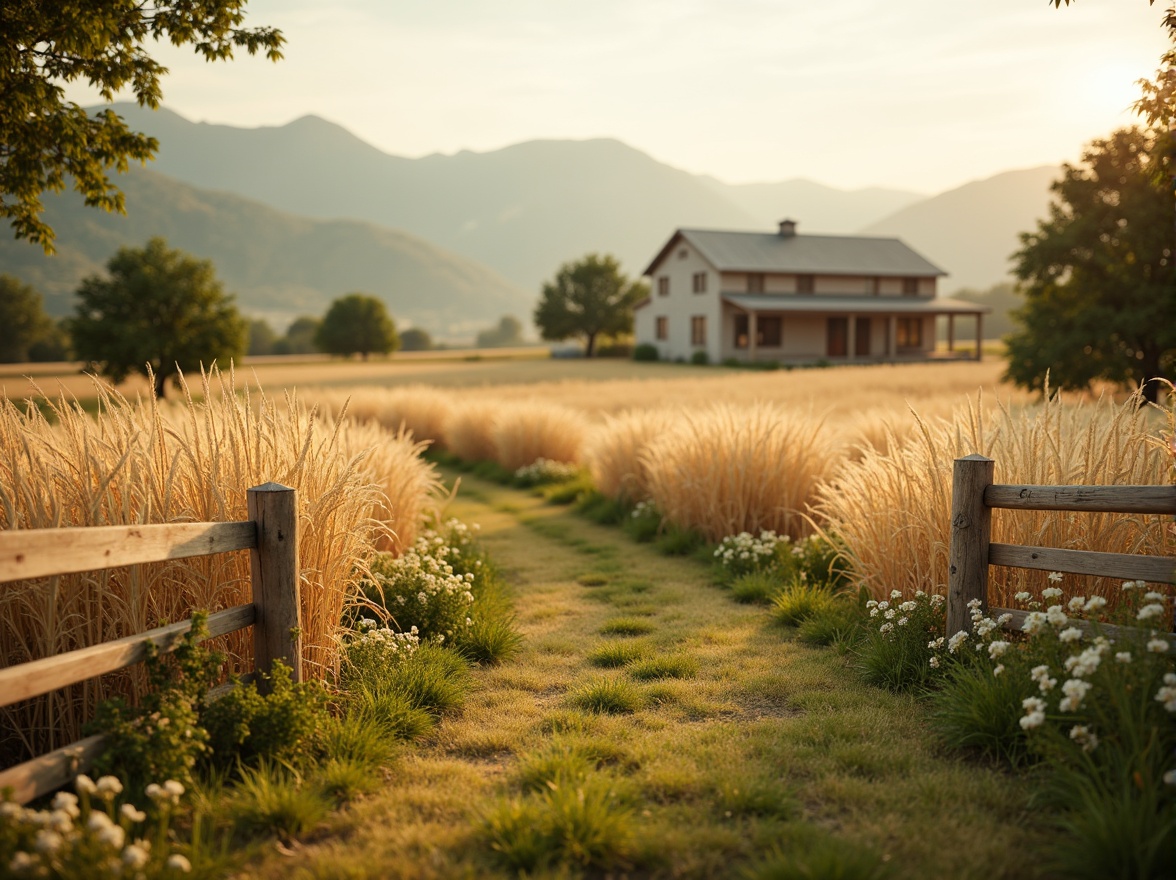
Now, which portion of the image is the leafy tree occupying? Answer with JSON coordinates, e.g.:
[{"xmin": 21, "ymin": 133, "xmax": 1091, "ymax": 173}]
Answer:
[
  {"xmin": 70, "ymin": 237, "xmax": 247, "ymax": 397},
  {"xmin": 247, "ymin": 319, "xmax": 277, "ymax": 356},
  {"xmin": 534, "ymin": 254, "xmax": 648, "ymax": 357},
  {"xmin": 475, "ymin": 315, "xmax": 525, "ymax": 348},
  {"xmin": 28, "ymin": 318, "xmax": 69, "ymax": 362},
  {"xmin": 399, "ymin": 327, "xmax": 433, "ymax": 351},
  {"xmin": 272, "ymin": 316, "xmax": 321, "ymax": 355},
  {"xmin": 315, "ymin": 294, "xmax": 399, "ymax": 360},
  {"xmin": 1005, "ymin": 127, "xmax": 1174, "ymax": 403},
  {"xmin": 0, "ymin": 274, "xmax": 56, "ymax": 363},
  {"xmin": 2, "ymin": 2, "xmax": 283, "ymax": 252}
]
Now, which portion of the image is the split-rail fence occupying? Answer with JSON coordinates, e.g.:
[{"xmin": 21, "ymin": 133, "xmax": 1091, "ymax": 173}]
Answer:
[{"xmin": 0, "ymin": 483, "xmax": 301, "ymax": 804}]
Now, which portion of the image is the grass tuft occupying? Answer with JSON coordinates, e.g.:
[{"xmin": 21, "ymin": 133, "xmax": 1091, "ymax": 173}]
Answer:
[
  {"xmin": 628, "ymin": 655, "xmax": 698, "ymax": 681},
  {"xmin": 569, "ymin": 678, "xmax": 643, "ymax": 714},
  {"xmin": 772, "ymin": 582, "xmax": 836, "ymax": 626},
  {"xmin": 600, "ymin": 617, "xmax": 655, "ymax": 637},
  {"xmin": 228, "ymin": 759, "xmax": 332, "ymax": 840},
  {"xmin": 588, "ymin": 641, "xmax": 648, "ymax": 668}
]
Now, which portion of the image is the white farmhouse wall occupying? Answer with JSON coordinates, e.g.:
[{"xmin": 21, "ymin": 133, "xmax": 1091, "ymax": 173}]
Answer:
[{"xmin": 641, "ymin": 241, "xmax": 722, "ymax": 362}]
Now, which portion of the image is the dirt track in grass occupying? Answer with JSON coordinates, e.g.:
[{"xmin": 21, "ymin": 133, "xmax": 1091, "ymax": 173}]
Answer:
[{"xmin": 244, "ymin": 470, "xmax": 1053, "ymax": 880}]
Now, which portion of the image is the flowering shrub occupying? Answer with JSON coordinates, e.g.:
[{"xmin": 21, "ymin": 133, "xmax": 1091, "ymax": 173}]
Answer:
[
  {"xmin": 714, "ymin": 530, "xmax": 787, "ymax": 578},
  {"xmin": 1, "ymin": 774, "xmax": 191, "ymax": 878},
  {"xmin": 361, "ymin": 529, "xmax": 478, "ymax": 645},
  {"xmin": 339, "ymin": 619, "xmax": 422, "ymax": 691},
  {"xmin": 857, "ymin": 590, "xmax": 947, "ymax": 690},
  {"xmin": 929, "ymin": 576, "xmax": 1176, "ymax": 877},
  {"xmin": 514, "ymin": 458, "xmax": 581, "ymax": 487}
]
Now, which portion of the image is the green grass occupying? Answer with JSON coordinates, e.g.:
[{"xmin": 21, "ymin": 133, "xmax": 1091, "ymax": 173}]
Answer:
[{"xmin": 771, "ymin": 581, "xmax": 836, "ymax": 626}]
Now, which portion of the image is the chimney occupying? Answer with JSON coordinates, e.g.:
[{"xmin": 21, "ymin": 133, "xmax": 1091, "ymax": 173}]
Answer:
[{"xmin": 777, "ymin": 218, "xmax": 797, "ymax": 237}]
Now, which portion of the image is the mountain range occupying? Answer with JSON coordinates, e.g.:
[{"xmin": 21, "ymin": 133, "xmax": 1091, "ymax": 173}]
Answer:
[{"xmin": 1, "ymin": 104, "xmax": 1062, "ymax": 335}]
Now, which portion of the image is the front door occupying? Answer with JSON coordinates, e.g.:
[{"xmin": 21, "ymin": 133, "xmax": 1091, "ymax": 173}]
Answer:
[
  {"xmin": 826, "ymin": 318, "xmax": 847, "ymax": 357},
  {"xmin": 855, "ymin": 317, "xmax": 871, "ymax": 356}
]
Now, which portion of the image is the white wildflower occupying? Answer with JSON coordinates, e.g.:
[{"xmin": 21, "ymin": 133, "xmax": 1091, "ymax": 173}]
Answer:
[
  {"xmin": 122, "ymin": 844, "xmax": 149, "ymax": 869},
  {"xmin": 988, "ymin": 641, "xmax": 1010, "ymax": 659},
  {"xmin": 993, "ymin": 664, "xmax": 1005, "ymax": 676},
  {"xmin": 95, "ymin": 776, "xmax": 123, "ymax": 798},
  {"xmin": 1144, "ymin": 591, "xmax": 1167, "ymax": 602},
  {"xmin": 1042, "ymin": 587, "xmax": 1063, "ymax": 600},
  {"xmin": 1059, "ymin": 678, "xmax": 1093, "ymax": 712},
  {"xmin": 1137, "ymin": 604, "xmax": 1165, "ymax": 621},
  {"xmin": 1148, "ymin": 639, "xmax": 1170, "ymax": 654},
  {"xmin": 1021, "ymin": 611, "xmax": 1047, "ymax": 634},
  {"xmin": 120, "ymin": 804, "xmax": 146, "ymax": 824},
  {"xmin": 1014, "ymin": 591, "xmax": 1032, "ymax": 604},
  {"xmin": 947, "ymin": 631, "xmax": 969, "ymax": 653},
  {"xmin": 50, "ymin": 792, "xmax": 79, "ymax": 818},
  {"xmin": 929, "ymin": 656, "xmax": 940, "ymax": 669},
  {"xmin": 1067, "ymin": 596, "xmax": 1086, "ymax": 612},
  {"xmin": 1046, "ymin": 605, "xmax": 1068, "ymax": 627},
  {"xmin": 98, "ymin": 824, "xmax": 126, "ymax": 849},
  {"xmin": 1058, "ymin": 627, "xmax": 1083, "ymax": 644},
  {"xmin": 75, "ymin": 774, "xmax": 97, "ymax": 796},
  {"xmin": 1083, "ymin": 596, "xmax": 1107, "ymax": 613},
  {"xmin": 1115, "ymin": 651, "xmax": 1132, "ymax": 663},
  {"xmin": 34, "ymin": 829, "xmax": 62, "ymax": 853},
  {"xmin": 1048, "ymin": 571, "xmax": 1064, "ymax": 583},
  {"xmin": 1069, "ymin": 725, "xmax": 1099, "ymax": 753},
  {"xmin": 1020, "ymin": 696, "xmax": 1046, "ymax": 729},
  {"xmin": 167, "ymin": 854, "xmax": 192, "ymax": 872}
]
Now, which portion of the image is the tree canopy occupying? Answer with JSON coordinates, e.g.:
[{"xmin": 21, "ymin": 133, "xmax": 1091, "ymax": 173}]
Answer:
[
  {"xmin": 1005, "ymin": 126, "xmax": 1174, "ymax": 402},
  {"xmin": 475, "ymin": 315, "xmax": 525, "ymax": 349},
  {"xmin": 70, "ymin": 237, "xmax": 247, "ymax": 397},
  {"xmin": 1, "ymin": 1, "xmax": 282, "ymax": 252},
  {"xmin": 534, "ymin": 255, "xmax": 648, "ymax": 357},
  {"xmin": 0, "ymin": 274, "xmax": 58, "ymax": 363},
  {"xmin": 399, "ymin": 327, "xmax": 434, "ymax": 352},
  {"xmin": 315, "ymin": 294, "xmax": 399, "ymax": 360}
]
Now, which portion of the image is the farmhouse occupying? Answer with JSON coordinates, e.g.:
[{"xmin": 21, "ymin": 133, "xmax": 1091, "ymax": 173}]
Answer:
[{"xmin": 635, "ymin": 220, "xmax": 988, "ymax": 364}]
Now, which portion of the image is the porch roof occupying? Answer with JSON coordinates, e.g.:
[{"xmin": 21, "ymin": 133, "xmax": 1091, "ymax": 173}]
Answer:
[{"xmin": 722, "ymin": 294, "xmax": 989, "ymax": 315}]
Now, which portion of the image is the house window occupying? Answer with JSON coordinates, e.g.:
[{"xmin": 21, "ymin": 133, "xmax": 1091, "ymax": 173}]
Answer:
[
  {"xmin": 797, "ymin": 274, "xmax": 815, "ymax": 293},
  {"xmin": 691, "ymin": 315, "xmax": 707, "ymax": 346},
  {"xmin": 655, "ymin": 316, "xmax": 668, "ymax": 340},
  {"xmin": 678, "ymin": 248, "xmax": 689, "ymax": 259},
  {"xmin": 733, "ymin": 315, "xmax": 781, "ymax": 348},
  {"xmin": 657, "ymin": 277, "xmax": 670, "ymax": 297},
  {"xmin": 869, "ymin": 277, "xmax": 881, "ymax": 296},
  {"xmin": 896, "ymin": 317, "xmax": 923, "ymax": 348},
  {"xmin": 692, "ymin": 272, "xmax": 707, "ymax": 293},
  {"xmin": 902, "ymin": 277, "xmax": 919, "ymax": 295},
  {"xmin": 747, "ymin": 273, "xmax": 765, "ymax": 293}
]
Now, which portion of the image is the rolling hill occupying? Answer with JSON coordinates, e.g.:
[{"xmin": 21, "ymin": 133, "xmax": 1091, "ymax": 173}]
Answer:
[
  {"xmin": 860, "ymin": 166, "xmax": 1060, "ymax": 293},
  {"xmin": 98, "ymin": 104, "xmax": 934, "ymax": 290},
  {"xmin": 0, "ymin": 167, "xmax": 530, "ymax": 336}
]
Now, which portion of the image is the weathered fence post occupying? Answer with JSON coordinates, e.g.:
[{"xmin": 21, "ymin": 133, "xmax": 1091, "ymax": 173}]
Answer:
[
  {"xmin": 947, "ymin": 454, "xmax": 994, "ymax": 636},
  {"xmin": 247, "ymin": 483, "xmax": 301, "ymax": 690}
]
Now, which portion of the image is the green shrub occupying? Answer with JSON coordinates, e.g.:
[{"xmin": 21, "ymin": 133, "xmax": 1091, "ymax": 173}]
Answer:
[
  {"xmin": 577, "ymin": 491, "xmax": 628, "ymax": 525},
  {"xmin": 317, "ymin": 713, "xmax": 399, "ymax": 767},
  {"xmin": 690, "ymin": 350, "xmax": 709, "ymax": 365},
  {"xmin": 796, "ymin": 594, "xmax": 868, "ymax": 649},
  {"xmin": 929, "ymin": 659, "xmax": 1034, "ymax": 766},
  {"xmin": 633, "ymin": 343, "xmax": 659, "ymax": 362},
  {"xmin": 202, "ymin": 660, "xmax": 329, "ymax": 771},
  {"xmin": 455, "ymin": 614, "xmax": 523, "ymax": 665},
  {"xmin": 655, "ymin": 524, "xmax": 703, "ymax": 556},
  {"xmin": 349, "ymin": 685, "xmax": 435, "ymax": 741},
  {"xmin": 514, "ymin": 458, "xmax": 581, "ymax": 487}
]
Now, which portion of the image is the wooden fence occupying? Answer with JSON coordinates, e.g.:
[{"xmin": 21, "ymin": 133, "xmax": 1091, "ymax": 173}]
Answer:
[
  {"xmin": 0, "ymin": 482, "xmax": 301, "ymax": 804},
  {"xmin": 947, "ymin": 454, "xmax": 1176, "ymax": 641}
]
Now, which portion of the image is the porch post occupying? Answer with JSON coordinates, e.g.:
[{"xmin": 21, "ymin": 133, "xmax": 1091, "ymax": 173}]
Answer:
[
  {"xmin": 947, "ymin": 314, "xmax": 955, "ymax": 353},
  {"xmin": 975, "ymin": 313, "xmax": 983, "ymax": 361},
  {"xmin": 887, "ymin": 315, "xmax": 896, "ymax": 359},
  {"xmin": 846, "ymin": 313, "xmax": 856, "ymax": 362},
  {"xmin": 749, "ymin": 310, "xmax": 757, "ymax": 364}
]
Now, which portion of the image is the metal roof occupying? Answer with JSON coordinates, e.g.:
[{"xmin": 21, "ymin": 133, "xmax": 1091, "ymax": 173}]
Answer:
[
  {"xmin": 722, "ymin": 294, "xmax": 988, "ymax": 315},
  {"xmin": 645, "ymin": 229, "xmax": 947, "ymax": 278}
]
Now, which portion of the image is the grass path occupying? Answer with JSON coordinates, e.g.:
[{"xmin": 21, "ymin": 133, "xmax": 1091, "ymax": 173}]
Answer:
[{"xmin": 247, "ymin": 472, "xmax": 1054, "ymax": 879}]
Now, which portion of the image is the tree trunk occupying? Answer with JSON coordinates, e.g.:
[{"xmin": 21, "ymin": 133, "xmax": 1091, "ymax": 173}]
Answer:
[
  {"xmin": 585, "ymin": 333, "xmax": 597, "ymax": 358},
  {"xmin": 1138, "ymin": 348, "xmax": 1163, "ymax": 404},
  {"xmin": 154, "ymin": 368, "xmax": 167, "ymax": 399}
]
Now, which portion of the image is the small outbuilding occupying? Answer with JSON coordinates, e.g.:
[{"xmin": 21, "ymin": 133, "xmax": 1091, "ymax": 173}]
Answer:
[{"xmin": 635, "ymin": 220, "xmax": 988, "ymax": 364}]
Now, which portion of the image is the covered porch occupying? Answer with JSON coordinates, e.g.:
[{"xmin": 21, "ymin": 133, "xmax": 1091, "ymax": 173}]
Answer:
[{"xmin": 721, "ymin": 294, "xmax": 990, "ymax": 365}]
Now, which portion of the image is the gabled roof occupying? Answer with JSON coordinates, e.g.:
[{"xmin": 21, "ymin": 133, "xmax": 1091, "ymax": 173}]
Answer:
[{"xmin": 644, "ymin": 229, "xmax": 947, "ymax": 278}]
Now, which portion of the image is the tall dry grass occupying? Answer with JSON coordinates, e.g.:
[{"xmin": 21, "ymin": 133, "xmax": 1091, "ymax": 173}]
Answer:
[
  {"xmin": 582, "ymin": 409, "xmax": 686, "ymax": 503},
  {"xmin": 492, "ymin": 402, "xmax": 588, "ymax": 470},
  {"xmin": 444, "ymin": 399, "xmax": 500, "ymax": 463},
  {"xmin": 816, "ymin": 391, "xmax": 1171, "ymax": 605},
  {"xmin": 310, "ymin": 386, "xmax": 453, "ymax": 449},
  {"xmin": 641, "ymin": 403, "xmax": 842, "ymax": 542},
  {"xmin": 0, "ymin": 370, "xmax": 436, "ymax": 763}
]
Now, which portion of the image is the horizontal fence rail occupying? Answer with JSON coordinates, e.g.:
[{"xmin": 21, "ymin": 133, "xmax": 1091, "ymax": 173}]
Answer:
[
  {"xmin": 0, "ymin": 482, "xmax": 300, "ymax": 805},
  {"xmin": 948, "ymin": 454, "xmax": 1176, "ymax": 639},
  {"xmin": 0, "ymin": 521, "xmax": 257, "ymax": 583}
]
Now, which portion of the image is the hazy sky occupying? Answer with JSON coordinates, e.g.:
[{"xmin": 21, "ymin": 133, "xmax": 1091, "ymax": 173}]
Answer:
[{"xmin": 67, "ymin": 0, "xmax": 1170, "ymax": 193}]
